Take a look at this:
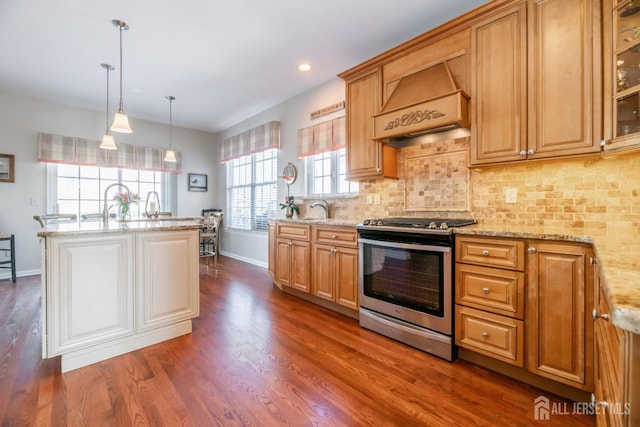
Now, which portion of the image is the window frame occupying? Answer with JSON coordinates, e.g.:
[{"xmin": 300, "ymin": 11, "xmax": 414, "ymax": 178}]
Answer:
[
  {"xmin": 305, "ymin": 147, "xmax": 358, "ymax": 197},
  {"xmin": 46, "ymin": 163, "xmax": 175, "ymax": 218},
  {"xmin": 225, "ymin": 148, "xmax": 277, "ymax": 233}
]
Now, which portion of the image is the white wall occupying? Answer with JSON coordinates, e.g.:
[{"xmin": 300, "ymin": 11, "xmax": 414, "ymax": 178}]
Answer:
[
  {"xmin": 214, "ymin": 78, "xmax": 345, "ymax": 267},
  {"xmin": 0, "ymin": 90, "xmax": 217, "ymax": 279}
]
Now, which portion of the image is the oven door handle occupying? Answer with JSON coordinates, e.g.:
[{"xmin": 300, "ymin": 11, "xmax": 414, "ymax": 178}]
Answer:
[{"xmin": 358, "ymin": 238, "xmax": 450, "ymax": 253}]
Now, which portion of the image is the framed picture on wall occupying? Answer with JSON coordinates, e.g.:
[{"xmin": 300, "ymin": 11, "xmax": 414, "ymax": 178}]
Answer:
[
  {"xmin": 188, "ymin": 173, "xmax": 207, "ymax": 192},
  {"xmin": 0, "ymin": 154, "xmax": 15, "ymax": 183}
]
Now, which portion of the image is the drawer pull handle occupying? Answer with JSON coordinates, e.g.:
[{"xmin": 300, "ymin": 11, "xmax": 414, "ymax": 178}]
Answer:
[
  {"xmin": 481, "ymin": 250, "xmax": 489, "ymax": 256},
  {"xmin": 482, "ymin": 287, "xmax": 490, "ymax": 294},
  {"xmin": 592, "ymin": 308, "xmax": 610, "ymax": 321},
  {"xmin": 591, "ymin": 393, "xmax": 609, "ymax": 410},
  {"xmin": 331, "ymin": 235, "xmax": 337, "ymax": 239},
  {"xmin": 481, "ymin": 332, "xmax": 489, "ymax": 339}
]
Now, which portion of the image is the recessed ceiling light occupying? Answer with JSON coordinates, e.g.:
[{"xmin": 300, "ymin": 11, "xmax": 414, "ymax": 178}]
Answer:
[{"xmin": 297, "ymin": 63, "xmax": 313, "ymax": 72}]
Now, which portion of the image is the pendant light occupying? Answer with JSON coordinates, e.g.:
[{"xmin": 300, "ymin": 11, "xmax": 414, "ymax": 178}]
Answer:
[
  {"xmin": 164, "ymin": 96, "xmax": 177, "ymax": 162},
  {"xmin": 110, "ymin": 20, "xmax": 133, "ymax": 133},
  {"xmin": 99, "ymin": 63, "xmax": 117, "ymax": 150}
]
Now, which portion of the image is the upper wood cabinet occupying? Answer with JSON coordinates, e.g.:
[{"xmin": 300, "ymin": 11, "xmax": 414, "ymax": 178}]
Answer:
[
  {"xmin": 603, "ymin": 0, "xmax": 640, "ymax": 153},
  {"xmin": 344, "ymin": 70, "xmax": 398, "ymax": 180},
  {"xmin": 471, "ymin": 0, "xmax": 602, "ymax": 165}
]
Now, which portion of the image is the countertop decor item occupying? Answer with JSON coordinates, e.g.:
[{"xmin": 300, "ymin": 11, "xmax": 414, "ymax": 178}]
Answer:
[
  {"xmin": 113, "ymin": 191, "xmax": 140, "ymax": 220},
  {"xmin": 280, "ymin": 195, "xmax": 299, "ymax": 218}
]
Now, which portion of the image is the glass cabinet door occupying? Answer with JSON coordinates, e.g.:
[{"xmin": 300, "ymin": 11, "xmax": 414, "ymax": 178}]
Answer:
[{"xmin": 614, "ymin": 1, "xmax": 640, "ymax": 137}]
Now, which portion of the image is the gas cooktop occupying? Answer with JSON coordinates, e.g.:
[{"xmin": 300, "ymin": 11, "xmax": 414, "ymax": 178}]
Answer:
[{"xmin": 358, "ymin": 217, "xmax": 476, "ymax": 232}]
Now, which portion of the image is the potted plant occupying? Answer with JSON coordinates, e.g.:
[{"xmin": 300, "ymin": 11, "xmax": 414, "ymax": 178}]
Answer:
[{"xmin": 280, "ymin": 194, "xmax": 299, "ymax": 218}]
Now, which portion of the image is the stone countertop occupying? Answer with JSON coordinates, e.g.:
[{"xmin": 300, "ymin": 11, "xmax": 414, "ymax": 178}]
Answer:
[
  {"xmin": 37, "ymin": 218, "xmax": 204, "ymax": 237},
  {"xmin": 267, "ymin": 218, "xmax": 359, "ymax": 227},
  {"xmin": 455, "ymin": 224, "xmax": 640, "ymax": 334}
]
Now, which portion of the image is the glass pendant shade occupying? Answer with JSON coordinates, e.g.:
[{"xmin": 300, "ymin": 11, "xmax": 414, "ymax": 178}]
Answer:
[
  {"xmin": 164, "ymin": 149, "xmax": 177, "ymax": 162},
  {"xmin": 100, "ymin": 133, "xmax": 117, "ymax": 150},
  {"xmin": 164, "ymin": 95, "xmax": 177, "ymax": 162},
  {"xmin": 111, "ymin": 111, "xmax": 133, "ymax": 133},
  {"xmin": 100, "ymin": 63, "xmax": 118, "ymax": 150}
]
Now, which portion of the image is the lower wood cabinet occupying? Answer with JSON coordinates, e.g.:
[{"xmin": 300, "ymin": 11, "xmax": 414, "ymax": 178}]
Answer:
[
  {"xmin": 593, "ymin": 259, "xmax": 640, "ymax": 426},
  {"xmin": 527, "ymin": 241, "xmax": 594, "ymax": 391},
  {"xmin": 269, "ymin": 221, "xmax": 359, "ymax": 314},
  {"xmin": 274, "ymin": 222, "xmax": 311, "ymax": 293},
  {"xmin": 456, "ymin": 235, "xmax": 595, "ymax": 394}
]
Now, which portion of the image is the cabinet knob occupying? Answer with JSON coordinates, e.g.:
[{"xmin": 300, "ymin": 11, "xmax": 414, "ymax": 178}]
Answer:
[
  {"xmin": 376, "ymin": 167, "xmax": 381, "ymax": 173},
  {"xmin": 481, "ymin": 332, "xmax": 489, "ymax": 339},
  {"xmin": 527, "ymin": 149, "xmax": 535, "ymax": 155},
  {"xmin": 331, "ymin": 248, "xmax": 337, "ymax": 254},
  {"xmin": 331, "ymin": 235, "xmax": 337, "ymax": 239},
  {"xmin": 519, "ymin": 150, "xmax": 527, "ymax": 156},
  {"xmin": 527, "ymin": 247, "xmax": 536, "ymax": 253},
  {"xmin": 482, "ymin": 250, "xmax": 490, "ymax": 256},
  {"xmin": 482, "ymin": 287, "xmax": 490, "ymax": 295},
  {"xmin": 592, "ymin": 308, "xmax": 610, "ymax": 321}
]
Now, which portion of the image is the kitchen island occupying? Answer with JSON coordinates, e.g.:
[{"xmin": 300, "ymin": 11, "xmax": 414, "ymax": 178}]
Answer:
[{"xmin": 38, "ymin": 219, "xmax": 202, "ymax": 372}]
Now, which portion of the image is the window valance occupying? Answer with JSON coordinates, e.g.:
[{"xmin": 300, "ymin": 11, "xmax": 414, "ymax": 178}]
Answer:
[
  {"xmin": 297, "ymin": 116, "xmax": 345, "ymax": 158},
  {"xmin": 220, "ymin": 121, "xmax": 280, "ymax": 163},
  {"xmin": 37, "ymin": 132, "xmax": 182, "ymax": 173}
]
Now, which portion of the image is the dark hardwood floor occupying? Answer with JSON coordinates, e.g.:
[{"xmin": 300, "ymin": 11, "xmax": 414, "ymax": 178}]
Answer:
[{"xmin": 1, "ymin": 256, "xmax": 594, "ymax": 426}]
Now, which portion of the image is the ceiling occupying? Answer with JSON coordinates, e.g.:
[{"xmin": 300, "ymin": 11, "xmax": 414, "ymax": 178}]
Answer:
[{"xmin": 0, "ymin": 0, "xmax": 488, "ymax": 133}]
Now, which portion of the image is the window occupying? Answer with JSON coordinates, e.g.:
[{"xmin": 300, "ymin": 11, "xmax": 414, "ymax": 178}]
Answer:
[
  {"xmin": 226, "ymin": 148, "xmax": 277, "ymax": 232},
  {"xmin": 49, "ymin": 163, "xmax": 169, "ymax": 218},
  {"xmin": 306, "ymin": 147, "xmax": 358, "ymax": 196}
]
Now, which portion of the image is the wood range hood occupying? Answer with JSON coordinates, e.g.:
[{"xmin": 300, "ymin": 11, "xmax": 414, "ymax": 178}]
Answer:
[{"xmin": 373, "ymin": 60, "xmax": 470, "ymax": 141}]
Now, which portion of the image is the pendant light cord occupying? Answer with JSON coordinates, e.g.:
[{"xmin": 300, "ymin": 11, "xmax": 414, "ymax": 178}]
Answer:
[
  {"xmin": 118, "ymin": 24, "xmax": 124, "ymax": 113},
  {"xmin": 106, "ymin": 66, "xmax": 110, "ymax": 132}
]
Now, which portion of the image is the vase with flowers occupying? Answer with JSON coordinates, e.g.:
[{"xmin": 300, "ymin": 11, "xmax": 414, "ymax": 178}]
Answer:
[
  {"xmin": 279, "ymin": 194, "xmax": 299, "ymax": 218},
  {"xmin": 113, "ymin": 191, "xmax": 140, "ymax": 221}
]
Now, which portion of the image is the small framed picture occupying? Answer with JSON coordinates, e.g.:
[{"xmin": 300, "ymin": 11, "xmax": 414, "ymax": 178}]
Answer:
[
  {"xmin": 188, "ymin": 173, "xmax": 207, "ymax": 192},
  {"xmin": 0, "ymin": 154, "xmax": 15, "ymax": 183}
]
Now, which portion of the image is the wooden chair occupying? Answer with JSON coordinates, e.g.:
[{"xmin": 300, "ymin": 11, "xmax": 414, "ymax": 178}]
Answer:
[
  {"xmin": 200, "ymin": 212, "xmax": 223, "ymax": 269},
  {"xmin": 0, "ymin": 234, "xmax": 16, "ymax": 283}
]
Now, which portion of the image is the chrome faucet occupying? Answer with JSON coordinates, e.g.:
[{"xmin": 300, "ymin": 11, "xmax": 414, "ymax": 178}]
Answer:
[
  {"xmin": 103, "ymin": 183, "xmax": 131, "ymax": 225},
  {"xmin": 310, "ymin": 199, "xmax": 330, "ymax": 219}
]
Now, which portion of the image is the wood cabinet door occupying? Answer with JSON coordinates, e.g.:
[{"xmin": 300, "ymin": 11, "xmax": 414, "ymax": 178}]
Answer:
[
  {"xmin": 290, "ymin": 240, "xmax": 311, "ymax": 293},
  {"xmin": 335, "ymin": 246, "xmax": 359, "ymax": 310},
  {"xmin": 527, "ymin": 0, "xmax": 601, "ymax": 158},
  {"xmin": 268, "ymin": 223, "xmax": 276, "ymax": 279},
  {"xmin": 346, "ymin": 71, "xmax": 383, "ymax": 179},
  {"xmin": 275, "ymin": 238, "xmax": 292, "ymax": 287},
  {"xmin": 471, "ymin": 3, "xmax": 527, "ymax": 165},
  {"xmin": 526, "ymin": 241, "xmax": 594, "ymax": 391},
  {"xmin": 312, "ymin": 243, "xmax": 335, "ymax": 301}
]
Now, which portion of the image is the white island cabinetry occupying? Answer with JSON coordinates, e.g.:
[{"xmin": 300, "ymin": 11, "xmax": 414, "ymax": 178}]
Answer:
[{"xmin": 40, "ymin": 222, "xmax": 200, "ymax": 373}]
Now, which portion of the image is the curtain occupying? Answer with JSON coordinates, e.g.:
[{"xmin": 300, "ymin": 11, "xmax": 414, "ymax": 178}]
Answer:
[
  {"xmin": 38, "ymin": 132, "xmax": 183, "ymax": 173},
  {"xmin": 220, "ymin": 121, "xmax": 280, "ymax": 163},
  {"xmin": 296, "ymin": 116, "xmax": 345, "ymax": 158}
]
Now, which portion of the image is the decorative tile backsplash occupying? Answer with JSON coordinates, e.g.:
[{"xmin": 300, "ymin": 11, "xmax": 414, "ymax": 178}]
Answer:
[{"xmin": 302, "ymin": 137, "xmax": 640, "ymax": 233}]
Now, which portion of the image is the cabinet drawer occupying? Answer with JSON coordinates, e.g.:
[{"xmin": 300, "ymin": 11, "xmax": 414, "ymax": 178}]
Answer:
[
  {"xmin": 455, "ymin": 306, "xmax": 524, "ymax": 367},
  {"xmin": 276, "ymin": 223, "xmax": 310, "ymax": 241},
  {"xmin": 456, "ymin": 263, "xmax": 524, "ymax": 319},
  {"xmin": 456, "ymin": 236, "xmax": 525, "ymax": 270},
  {"xmin": 313, "ymin": 227, "xmax": 358, "ymax": 247}
]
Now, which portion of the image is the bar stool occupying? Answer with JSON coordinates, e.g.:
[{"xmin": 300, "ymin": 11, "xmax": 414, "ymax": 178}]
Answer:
[{"xmin": 0, "ymin": 234, "xmax": 16, "ymax": 283}]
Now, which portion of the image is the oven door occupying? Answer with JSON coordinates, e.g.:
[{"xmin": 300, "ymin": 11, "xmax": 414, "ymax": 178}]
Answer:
[{"xmin": 358, "ymin": 237, "xmax": 452, "ymax": 335}]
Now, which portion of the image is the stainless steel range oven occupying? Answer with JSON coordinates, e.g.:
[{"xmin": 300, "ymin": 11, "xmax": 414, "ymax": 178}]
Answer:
[{"xmin": 357, "ymin": 217, "xmax": 475, "ymax": 361}]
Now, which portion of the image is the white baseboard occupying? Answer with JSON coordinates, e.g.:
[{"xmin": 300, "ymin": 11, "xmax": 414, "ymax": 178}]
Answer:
[
  {"xmin": 0, "ymin": 268, "xmax": 40, "ymax": 281},
  {"xmin": 219, "ymin": 250, "xmax": 267, "ymax": 269}
]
